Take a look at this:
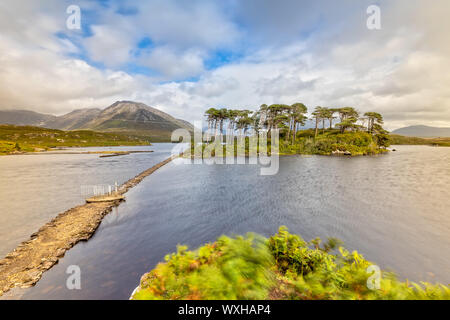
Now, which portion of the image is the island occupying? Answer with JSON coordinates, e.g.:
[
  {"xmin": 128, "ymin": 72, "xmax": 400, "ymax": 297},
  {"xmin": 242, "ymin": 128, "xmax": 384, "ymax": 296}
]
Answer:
[{"xmin": 198, "ymin": 104, "xmax": 390, "ymax": 156}]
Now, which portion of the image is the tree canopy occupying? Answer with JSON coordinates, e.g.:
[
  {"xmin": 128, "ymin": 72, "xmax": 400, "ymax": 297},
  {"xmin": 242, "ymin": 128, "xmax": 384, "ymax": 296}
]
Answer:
[{"xmin": 203, "ymin": 104, "xmax": 390, "ymax": 151}]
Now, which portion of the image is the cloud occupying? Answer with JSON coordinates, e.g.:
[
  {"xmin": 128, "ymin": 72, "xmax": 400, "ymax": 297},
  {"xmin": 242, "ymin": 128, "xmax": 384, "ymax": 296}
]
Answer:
[
  {"xmin": 0, "ymin": 0, "xmax": 449, "ymax": 131},
  {"xmin": 80, "ymin": 0, "xmax": 240, "ymax": 69},
  {"xmin": 133, "ymin": 0, "xmax": 239, "ymax": 49},
  {"xmin": 83, "ymin": 23, "xmax": 137, "ymax": 67},
  {"xmin": 257, "ymin": 75, "xmax": 317, "ymax": 97},
  {"xmin": 139, "ymin": 46, "xmax": 205, "ymax": 79}
]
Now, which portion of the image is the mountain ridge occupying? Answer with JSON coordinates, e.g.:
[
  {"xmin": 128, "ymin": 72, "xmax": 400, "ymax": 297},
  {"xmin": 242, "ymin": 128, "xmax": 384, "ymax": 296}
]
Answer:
[
  {"xmin": 0, "ymin": 109, "xmax": 57, "ymax": 127},
  {"xmin": 391, "ymin": 125, "xmax": 450, "ymax": 138},
  {"xmin": 0, "ymin": 101, "xmax": 193, "ymax": 141}
]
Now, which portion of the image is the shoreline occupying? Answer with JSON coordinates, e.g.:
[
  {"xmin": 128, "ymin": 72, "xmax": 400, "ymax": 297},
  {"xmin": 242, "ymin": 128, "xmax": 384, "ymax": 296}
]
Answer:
[
  {"xmin": 184, "ymin": 149, "xmax": 390, "ymax": 159},
  {"xmin": 0, "ymin": 145, "xmax": 154, "ymax": 156},
  {"xmin": 0, "ymin": 153, "xmax": 179, "ymax": 297},
  {"xmin": 22, "ymin": 150, "xmax": 154, "ymax": 157}
]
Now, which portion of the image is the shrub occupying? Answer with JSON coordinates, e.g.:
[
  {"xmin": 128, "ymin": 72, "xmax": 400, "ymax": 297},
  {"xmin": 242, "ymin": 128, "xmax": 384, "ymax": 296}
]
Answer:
[
  {"xmin": 132, "ymin": 227, "xmax": 449, "ymax": 300},
  {"xmin": 132, "ymin": 234, "xmax": 274, "ymax": 300}
]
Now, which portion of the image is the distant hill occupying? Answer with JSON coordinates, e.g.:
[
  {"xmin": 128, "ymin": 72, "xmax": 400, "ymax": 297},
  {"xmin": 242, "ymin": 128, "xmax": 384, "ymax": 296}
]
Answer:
[
  {"xmin": 45, "ymin": 108, "xmax": 101, "ymax": 130},
  {"xmin": 0, "ymin": 110, "xmax": 56, "ymax": 126},
  {"xmin": 0, "ymin": 101, "xmax": 193, "ymax": 141},
  {"xmin": 391, "ymin": 125, "xmax": 450, "ymax": 138},
  {"xmin": 0, "ymin": 124, "xmax": 150, "ymax": 155}
]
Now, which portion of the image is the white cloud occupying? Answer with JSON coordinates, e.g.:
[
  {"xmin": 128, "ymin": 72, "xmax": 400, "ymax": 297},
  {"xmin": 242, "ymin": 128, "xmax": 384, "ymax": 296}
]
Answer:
[
  {"xmin": 80, "ymin": 0, "xmax": 240, "ymax": 69},
  {"xmin": 133, "ymin": 0, "xmax": 239, "ymax": 50},
  {"xmin": 139, "ymin": 46, "xmax": 205, "ymax": 79},
  {"xmin": 83, "ymin": 23, "xmax": 136, "ymax": 67},
  {"xmin": 0, "ymin": 0, "xmax": 449, "ymax": 131}
]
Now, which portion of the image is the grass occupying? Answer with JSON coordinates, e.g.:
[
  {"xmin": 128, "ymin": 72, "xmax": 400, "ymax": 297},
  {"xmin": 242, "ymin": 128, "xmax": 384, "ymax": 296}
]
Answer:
[
  {"xmin": 190, "ymin": 130, "xmax": 450, "ymax": 158},
  {"xmin": 280, "ymin": 129, "xmax": 388, "ymax": 156},
  {"xmin": 131, "ymin": 227, "xmax": 450, "ymax": 300},
  {"xmin": 0, "ymin": 125, "xmax": 151, "ymax": 155},
  {"xmin": 389, "ymin": 134, "xmax": 450, "ymax": 147},
  {"xmin": 189, "ymin": 130, "xmax": 389, "ymax": 158}
]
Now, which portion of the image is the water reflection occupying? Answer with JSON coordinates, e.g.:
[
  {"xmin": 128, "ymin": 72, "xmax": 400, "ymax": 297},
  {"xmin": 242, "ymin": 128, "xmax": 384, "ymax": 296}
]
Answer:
[
  {"xmin": 0, "ymin": 144, "xmax": 175, "ymax": 257},
  {"xmin": 12, "ymin": 145, "xmax": 450, "ymax": 300}
]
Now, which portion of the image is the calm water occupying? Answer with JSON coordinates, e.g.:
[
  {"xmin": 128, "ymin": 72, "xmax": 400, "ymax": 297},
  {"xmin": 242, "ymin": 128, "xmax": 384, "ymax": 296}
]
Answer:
[
  {"xmin": 1, "ymin": 145, "xmax": 449, "ymax": 299},
  {"xmin": 0, "ymin": 144, "xmax": 176, "ymax": 258}
]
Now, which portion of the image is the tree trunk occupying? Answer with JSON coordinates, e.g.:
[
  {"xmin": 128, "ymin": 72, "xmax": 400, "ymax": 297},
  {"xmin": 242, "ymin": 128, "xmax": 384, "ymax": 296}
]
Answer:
[
  {"xmin": 287, "ymin": 118, "xmax": 292, "ymax": 143},
  {"xmin": 314, "ymin": 118, "xmax": 319, "ymax": 139},
  {"xmin": 293, "ymin": 122, "xmax": 297, "ymax": 143},
  {"xmin": 268, "ymin": 121, "xmax": 272, "ymax": 139},
  {"xmin": 291, "ymin": 121, "xmax": 295, "ymax": 144}
]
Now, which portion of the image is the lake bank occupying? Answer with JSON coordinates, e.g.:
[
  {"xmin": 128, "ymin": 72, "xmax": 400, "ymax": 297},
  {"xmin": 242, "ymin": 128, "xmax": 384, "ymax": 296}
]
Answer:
[
  {"xmin": 0, "ymin": 145, "xmax": 154, "ymax": 156},
  {"xmin": 0, "ymin": 153, "xmax": 179, "ymax": 296},
  {"xmin": 1, "ymin": 150, "xmax": 155, "ymax": 158},
  {"xmin": 0, "ymin": 125, "xmax": 152, "ymax": 155}
]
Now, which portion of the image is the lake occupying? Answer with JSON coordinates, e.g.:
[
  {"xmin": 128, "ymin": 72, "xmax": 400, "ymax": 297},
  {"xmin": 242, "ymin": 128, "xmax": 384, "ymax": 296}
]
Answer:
[
  {"xmin": 0, "ymin": 144, "xmax": 175, "ymax": 258},
  {"xmin": 1, "ymin": 145, "xmax": 449, "ymax": 299}
]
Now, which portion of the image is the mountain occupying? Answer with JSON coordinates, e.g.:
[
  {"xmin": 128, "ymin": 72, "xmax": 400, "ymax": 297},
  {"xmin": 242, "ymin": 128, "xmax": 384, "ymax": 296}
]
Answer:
[
  {"xmin": 80, "ymin": 101, "xmax": 192, "ymax": 132},
  {"xmin": 391, "ymin": 125, "xmax": 450, "ymax": 138},
  {"xmin": 0, "ymin": 110, "xmax": 56, "ymax": 126},
  {"xmin": 0, "ymin": 101, "xmax": 193, "ymax": 141},
  {"xmin": 45, "ymin": 108, "xmax": 101, "ymax": 130}
]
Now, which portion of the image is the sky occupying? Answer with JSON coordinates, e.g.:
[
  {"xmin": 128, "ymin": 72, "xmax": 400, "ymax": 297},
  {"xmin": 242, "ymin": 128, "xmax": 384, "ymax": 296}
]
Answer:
[{"xmin": 0, "ymin": 0, "xmax": 449, "ymax": 130}]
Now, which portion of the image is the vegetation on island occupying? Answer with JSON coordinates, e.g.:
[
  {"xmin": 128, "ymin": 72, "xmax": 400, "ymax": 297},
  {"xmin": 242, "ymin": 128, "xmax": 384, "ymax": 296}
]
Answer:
[
  {"xmin": 0, "ymin": 124, "xmax": 150, "ymax": 155},
  {"xmin": 131, "ymin": 227, "xmax": 449, "ymax": 300},
  {"xmin": 201, "ymin": 104, "xmax": 390, "ymax": 156}
]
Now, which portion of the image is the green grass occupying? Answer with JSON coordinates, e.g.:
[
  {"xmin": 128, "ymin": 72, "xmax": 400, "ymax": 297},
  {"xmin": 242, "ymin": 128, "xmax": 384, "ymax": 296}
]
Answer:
[
  {"xmin": 280, "ymin": 129, "xmax": 388, "ymax": 156},
  {"xmin": 0, "ymin": 125, "xmax": 151, "ymax": 155},
  {"xmin": 389, "ymin": 134, "xmax": 450, "ymax": 147},
  {"xmin": 131, "ymin": 227, "xmax": 449, "ymax": 300},
  {"xmin": 190, "ymin": 130, "xmax": 389, "ymax": 157}
]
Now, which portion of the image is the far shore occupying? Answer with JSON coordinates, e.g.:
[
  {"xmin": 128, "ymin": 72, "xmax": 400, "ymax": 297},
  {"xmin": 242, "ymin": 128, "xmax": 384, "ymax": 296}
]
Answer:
[
  {"xmin": 14, "ymin": 149, "xmax": 154, "ymax": 157},
  {"xmin": 0, "ymin": 146, "xmax": 156, "ymax": 156}
]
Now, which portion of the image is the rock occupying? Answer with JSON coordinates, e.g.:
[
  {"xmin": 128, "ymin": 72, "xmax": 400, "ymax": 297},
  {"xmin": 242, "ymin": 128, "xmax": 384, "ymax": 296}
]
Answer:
[
  {"xmin": 41, "ymin": 260, "xmax": 56, "ymax": 269},
  {"xmin": 23, "ymin": 270, "xmax": 41, "ymax": 283},
  {"xmin": 331, "ymin": 150, "xmax": 351, "ymax": 156},
  {"xmin": 5, "ymin": 252, "xmax": 19, "ymax": 259},
  {"xmin": 55, "ymin": 248, "xmax": 66, "ymax": 257}
]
